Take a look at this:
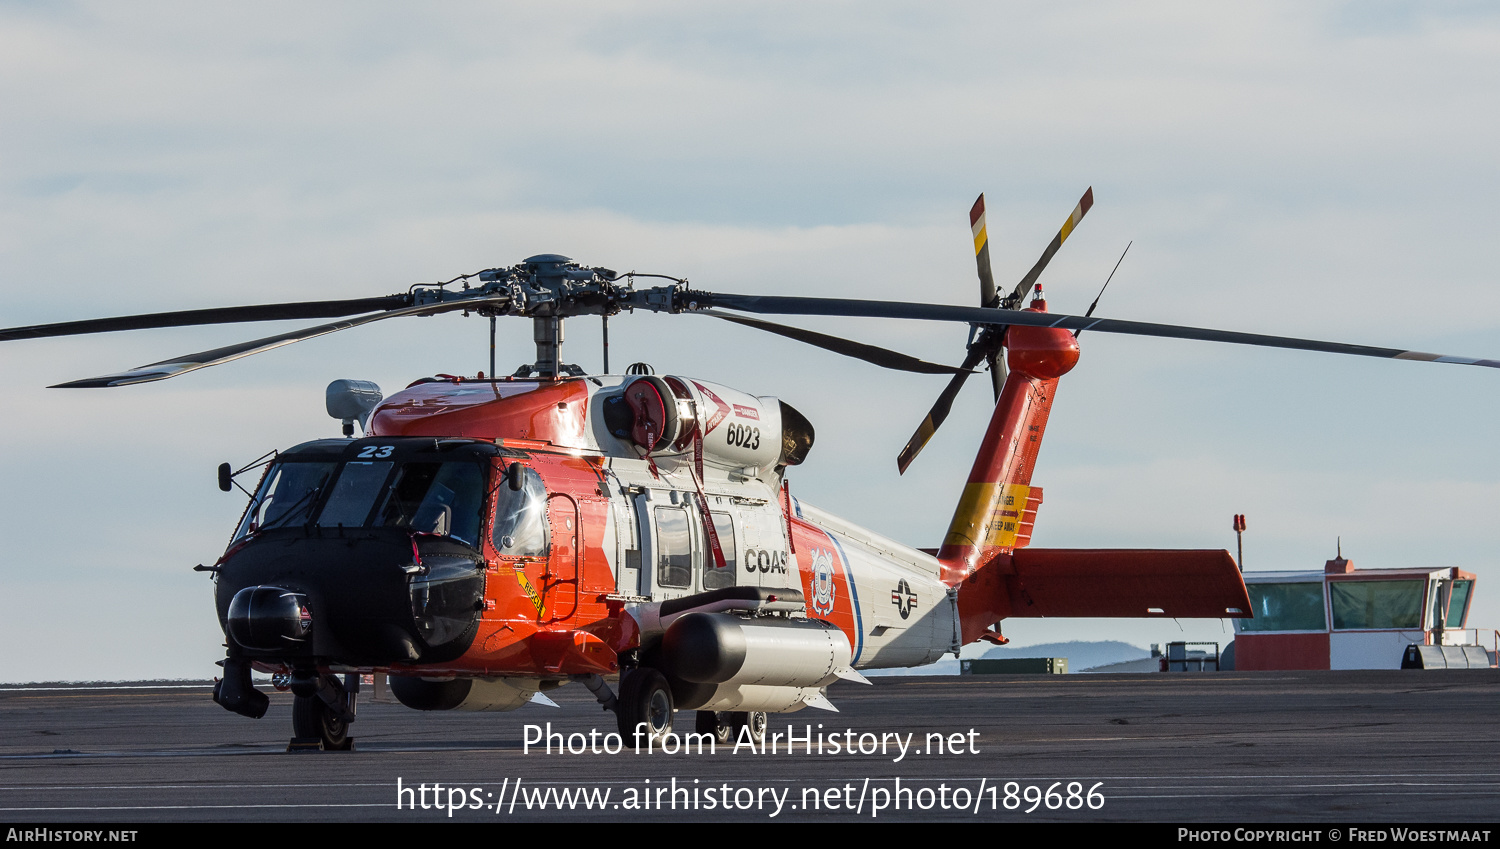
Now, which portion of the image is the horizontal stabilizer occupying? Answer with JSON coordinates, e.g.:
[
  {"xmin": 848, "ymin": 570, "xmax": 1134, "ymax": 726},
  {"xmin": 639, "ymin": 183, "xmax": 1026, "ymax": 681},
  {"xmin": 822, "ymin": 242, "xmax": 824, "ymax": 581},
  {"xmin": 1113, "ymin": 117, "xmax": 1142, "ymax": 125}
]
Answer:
[{"xmin": 1007, "ymin": 549, "xmax": 1250, "ymax": 618}]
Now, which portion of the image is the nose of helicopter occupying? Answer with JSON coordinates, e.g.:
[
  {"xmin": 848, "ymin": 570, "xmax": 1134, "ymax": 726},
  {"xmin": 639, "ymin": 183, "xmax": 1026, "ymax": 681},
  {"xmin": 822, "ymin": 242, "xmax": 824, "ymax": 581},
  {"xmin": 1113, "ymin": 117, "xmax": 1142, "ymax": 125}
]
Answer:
[{"xmin": 215, "ymin": 528, "xmax": 485, "ymax": 666}]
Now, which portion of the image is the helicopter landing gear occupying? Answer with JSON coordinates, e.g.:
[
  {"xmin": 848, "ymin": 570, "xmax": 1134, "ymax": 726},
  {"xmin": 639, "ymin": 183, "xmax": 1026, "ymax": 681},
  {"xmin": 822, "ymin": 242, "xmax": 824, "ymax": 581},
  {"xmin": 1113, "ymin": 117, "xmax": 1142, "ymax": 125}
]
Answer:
[
  {"xmin": 725, "ymin": 710, "xmax": 767, "ymax": 746},
  {"xmin": 288, "ymin": 672, "xmax": 358, "ymax": 752},
  {"xmin": 292, "ymin": 694, "xmax": 349, "ymax": 750},
  {"xmin": 616, "ymin": 668, "xmax": 673, "ymax": 749},
  {"xmin": 695, "ymin": 710, "xmax": 733, "ymax": 744}
]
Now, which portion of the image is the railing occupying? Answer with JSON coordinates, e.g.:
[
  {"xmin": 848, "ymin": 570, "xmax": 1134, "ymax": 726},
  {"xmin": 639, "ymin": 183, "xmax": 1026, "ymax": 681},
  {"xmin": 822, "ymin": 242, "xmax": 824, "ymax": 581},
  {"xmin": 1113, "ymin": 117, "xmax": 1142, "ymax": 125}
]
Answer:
[{"xmin": 1163, "ymin": 641, "xmax": 1220, "ymax": 672}]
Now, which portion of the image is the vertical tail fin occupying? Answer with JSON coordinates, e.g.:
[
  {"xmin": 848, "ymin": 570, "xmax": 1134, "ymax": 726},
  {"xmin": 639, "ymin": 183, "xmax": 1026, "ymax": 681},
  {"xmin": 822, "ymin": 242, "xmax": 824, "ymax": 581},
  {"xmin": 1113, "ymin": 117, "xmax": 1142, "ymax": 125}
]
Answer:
[
  {"xmin": 941, "ymin": 305, "xmax": 1251, "ymax": 644},
  {"xmin": 936, "ymin": 298, "xmax": 1078, "ymax": 585}
]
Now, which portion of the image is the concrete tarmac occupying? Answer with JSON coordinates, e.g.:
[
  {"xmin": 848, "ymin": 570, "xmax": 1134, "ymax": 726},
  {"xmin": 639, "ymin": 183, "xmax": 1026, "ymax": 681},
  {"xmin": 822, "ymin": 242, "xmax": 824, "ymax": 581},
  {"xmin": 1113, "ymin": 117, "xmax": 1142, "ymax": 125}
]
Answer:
[{"xmin": 0, "ymin": 670, "xmax": 1496, "ymax": 823}]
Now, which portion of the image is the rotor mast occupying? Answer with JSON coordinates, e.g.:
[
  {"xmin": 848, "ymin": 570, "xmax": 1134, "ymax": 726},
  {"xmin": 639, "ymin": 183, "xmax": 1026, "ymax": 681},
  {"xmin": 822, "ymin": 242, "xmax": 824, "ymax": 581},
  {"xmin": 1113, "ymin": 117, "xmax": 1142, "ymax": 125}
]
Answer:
[
  {"xmin": 509, "ymin": 254, "xmax": 573, "ymax": 379},
  {"xmin": 475, "ymin": 253, "xmax": 625, "ymax": 380},
  {"xmin": 530, "ymin": 315, "xmax": 565, "ymax": 379}
]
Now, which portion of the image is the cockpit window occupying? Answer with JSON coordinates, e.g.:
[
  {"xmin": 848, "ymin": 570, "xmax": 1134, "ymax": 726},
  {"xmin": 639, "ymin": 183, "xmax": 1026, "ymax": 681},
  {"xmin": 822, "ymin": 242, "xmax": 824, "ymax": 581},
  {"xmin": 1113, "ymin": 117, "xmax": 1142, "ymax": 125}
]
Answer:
[
  {"xmin": 372, "ymin": 461, "xmax": 486, "ymax": 546},
  {"xmin": 233, "ymin": 456, "xmax": 486, "ymax": 548},
  {"xmin": 234, "ymin": 461, "xmax": 336, "ymax": 541},
  {"xmin": 317, "ymin": 461, "xmax": 394, "ymax": 529},
  {"xmin": 492, "ymin": 466, "xmax": 549, "ymax": 557}
]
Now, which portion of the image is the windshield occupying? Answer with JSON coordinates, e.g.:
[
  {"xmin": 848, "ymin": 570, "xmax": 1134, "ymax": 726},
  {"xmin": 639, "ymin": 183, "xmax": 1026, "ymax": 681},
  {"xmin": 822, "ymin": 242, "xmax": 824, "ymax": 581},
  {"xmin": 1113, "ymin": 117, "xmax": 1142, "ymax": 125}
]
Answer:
[
  {"xmin": 370, "ymin": 461, "xmax": 485, "ymax": 544},
  {"xmin": 233, "ymin": 457, "xmax": 487, "ymax": 547},
  {"xmin": 234, "ymin": 462, "xmax": 336, "ymax": 540}
]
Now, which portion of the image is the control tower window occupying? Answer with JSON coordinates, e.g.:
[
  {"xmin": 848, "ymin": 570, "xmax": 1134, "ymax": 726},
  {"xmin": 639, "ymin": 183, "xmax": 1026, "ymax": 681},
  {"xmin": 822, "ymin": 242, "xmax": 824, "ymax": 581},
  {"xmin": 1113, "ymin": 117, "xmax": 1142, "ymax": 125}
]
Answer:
[
  {"xmin": 1239, "ymin": 582, "xmax": 1327, "ymax": 632},
  {"xmin": 1330, "ymin": 580, "xmax": 1423, "ymax": 630}
]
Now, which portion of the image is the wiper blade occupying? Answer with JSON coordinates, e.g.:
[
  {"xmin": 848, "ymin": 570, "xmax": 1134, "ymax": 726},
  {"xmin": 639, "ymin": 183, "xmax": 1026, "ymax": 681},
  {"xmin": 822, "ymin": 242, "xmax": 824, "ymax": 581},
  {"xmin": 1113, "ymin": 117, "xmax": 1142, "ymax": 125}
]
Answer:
[{"xmin": 258, "ymin": 479, "xmax": 328, "ymax": 532}]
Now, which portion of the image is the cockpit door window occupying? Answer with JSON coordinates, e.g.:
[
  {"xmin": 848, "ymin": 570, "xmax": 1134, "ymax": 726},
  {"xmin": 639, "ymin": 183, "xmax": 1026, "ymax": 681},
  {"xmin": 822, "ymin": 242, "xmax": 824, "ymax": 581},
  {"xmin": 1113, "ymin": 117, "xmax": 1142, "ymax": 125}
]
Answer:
[{"xmin": 492, "ymin": 465, "xmax": 550, "ymax": 558}]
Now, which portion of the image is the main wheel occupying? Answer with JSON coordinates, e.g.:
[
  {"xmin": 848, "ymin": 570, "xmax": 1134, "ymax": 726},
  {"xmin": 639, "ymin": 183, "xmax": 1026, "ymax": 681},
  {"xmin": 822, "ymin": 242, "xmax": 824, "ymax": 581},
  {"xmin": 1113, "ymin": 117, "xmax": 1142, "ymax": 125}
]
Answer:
[
  {"xmin": 616, "ymin": 668, "xmax": 673, "ymax": 748},
  {"xmin": 695, "ymin": 710, "xmax": 732, "ymax": 744},
  {"xmin": 726, "ymin": 710, "xmax": 767, "ymax": 745},
  {"xmin": 747, "ymin": 711, "xmax": 767, "ymax": 743},
  {"xmin": 292, "ymin": 694, "xmax": 350, "ymax": 750}
]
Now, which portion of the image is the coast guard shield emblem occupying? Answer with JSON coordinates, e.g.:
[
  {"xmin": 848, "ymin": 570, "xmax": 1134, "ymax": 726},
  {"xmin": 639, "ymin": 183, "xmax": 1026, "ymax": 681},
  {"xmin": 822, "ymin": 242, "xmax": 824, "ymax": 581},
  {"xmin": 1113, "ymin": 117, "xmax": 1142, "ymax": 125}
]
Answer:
[{"xmin": 810, "ymin": 548, "xmax": 836, "ymax": 616}]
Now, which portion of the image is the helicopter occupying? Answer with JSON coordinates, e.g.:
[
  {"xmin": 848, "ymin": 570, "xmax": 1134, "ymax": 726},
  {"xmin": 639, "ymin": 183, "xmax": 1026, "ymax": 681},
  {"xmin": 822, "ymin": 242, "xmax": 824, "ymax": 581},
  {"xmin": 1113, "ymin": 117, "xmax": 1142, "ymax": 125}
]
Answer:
[{"xmin": 3, "ymin": 190, "xmax": 1494, "ymax": 751}]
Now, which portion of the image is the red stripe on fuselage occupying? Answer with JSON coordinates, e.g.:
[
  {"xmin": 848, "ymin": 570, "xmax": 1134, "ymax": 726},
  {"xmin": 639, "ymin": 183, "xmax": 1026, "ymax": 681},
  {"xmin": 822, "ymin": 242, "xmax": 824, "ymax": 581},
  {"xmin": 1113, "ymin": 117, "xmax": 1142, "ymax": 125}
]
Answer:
[{"xmin": 791, "ymin": 519, "xmax": 859, "ymax": 655}]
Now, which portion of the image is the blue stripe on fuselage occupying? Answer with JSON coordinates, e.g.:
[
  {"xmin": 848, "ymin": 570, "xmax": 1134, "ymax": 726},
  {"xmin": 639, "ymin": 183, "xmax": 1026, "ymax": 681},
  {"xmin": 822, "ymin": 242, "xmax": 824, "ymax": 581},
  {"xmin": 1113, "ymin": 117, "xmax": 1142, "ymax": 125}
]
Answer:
[{"xmin": 824, "ymin": 531, "xmax": 864, "ymax": 665}]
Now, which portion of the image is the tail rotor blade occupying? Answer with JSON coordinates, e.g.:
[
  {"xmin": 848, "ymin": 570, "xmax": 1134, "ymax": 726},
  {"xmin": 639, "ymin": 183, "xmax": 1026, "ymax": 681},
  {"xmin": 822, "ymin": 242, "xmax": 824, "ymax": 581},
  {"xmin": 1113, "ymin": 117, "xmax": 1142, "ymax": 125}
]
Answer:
[
  {"xmin": 986, "ymin": 346, "xmax": 1005, "ymax": 400},
  {"xmin": 971, "ymin": 194, "xmax": 998, "ymax": 309},
  {"xmin": 999, "ymin": 187, "xmax": 1094, "ymax": 309},
  {"xmin": 897, "ymin": 346, "xmax": 987, "ymax": 474},
  {"xmin": 970, "ymin": 193, "xmax": 1007, "ymax": 400}
]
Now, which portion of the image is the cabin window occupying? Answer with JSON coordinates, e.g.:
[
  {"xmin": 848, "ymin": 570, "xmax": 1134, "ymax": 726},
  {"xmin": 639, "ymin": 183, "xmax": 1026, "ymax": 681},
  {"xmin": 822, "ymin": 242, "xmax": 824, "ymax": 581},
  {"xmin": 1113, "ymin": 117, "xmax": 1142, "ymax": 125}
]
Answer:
[
  {"xmin": 492, "ymin": 466, "xmax": 550, "ymax": 557},
  {"xmin": 703, "ymin": 511, "xmax": 737, "ymax": 590},
  {"xmin": 1239, "ymin": 582, "xmax": 1327, "ymax": 632},
  {"xmin": 1330, "ymin": 580, "xmax": 1423, "ymax": 630},
  {"xmin": 655, "ymin": 506, "xmax": 693, "ymax": 589}
]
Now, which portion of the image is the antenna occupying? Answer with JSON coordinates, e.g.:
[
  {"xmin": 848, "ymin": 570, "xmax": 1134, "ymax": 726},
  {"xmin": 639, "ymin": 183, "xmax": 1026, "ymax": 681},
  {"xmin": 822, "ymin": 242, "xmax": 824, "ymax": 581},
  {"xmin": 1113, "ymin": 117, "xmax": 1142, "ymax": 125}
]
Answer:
[
  {"xmin": 1232, "ymin": 513, "xmax": 1246, "ymax": 571},
  {"xmin": 1076, "ymin": 240, "xmax": 1132, "ymax": 337}
]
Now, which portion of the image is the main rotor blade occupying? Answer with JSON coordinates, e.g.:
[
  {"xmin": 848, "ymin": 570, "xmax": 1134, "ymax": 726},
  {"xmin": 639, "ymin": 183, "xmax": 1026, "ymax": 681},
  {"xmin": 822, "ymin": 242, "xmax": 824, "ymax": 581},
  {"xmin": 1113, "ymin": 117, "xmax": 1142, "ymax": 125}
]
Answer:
[
  {"xmin": 697, "ymin": 293, "xmax": 1500, "ymax": 371},
  {"xmin": 50, "ymin": 296, "xmax": 510, "ymax": 388},
  {"xmin": 897, "ymin": 346, "xmax": 987, "ymax": 474},
  {"xmin": 998, "ymin": 187, "xmax": 1094, "ymax": 310},
  {"xmin": 703, "ymin": 311, "xmax": 970, "ymax": 375},
  {"xmin": 0, "ymin": 295, "xmax": 413, "ymax": 342}
]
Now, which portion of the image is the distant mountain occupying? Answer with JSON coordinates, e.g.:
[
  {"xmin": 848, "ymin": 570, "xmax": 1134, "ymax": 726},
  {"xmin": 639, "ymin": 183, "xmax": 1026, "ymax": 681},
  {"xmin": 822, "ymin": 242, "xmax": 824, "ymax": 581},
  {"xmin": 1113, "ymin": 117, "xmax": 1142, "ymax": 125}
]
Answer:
[{"xmin": 863, "ymin": 639, "xmax": 1151, "ymax": 676}]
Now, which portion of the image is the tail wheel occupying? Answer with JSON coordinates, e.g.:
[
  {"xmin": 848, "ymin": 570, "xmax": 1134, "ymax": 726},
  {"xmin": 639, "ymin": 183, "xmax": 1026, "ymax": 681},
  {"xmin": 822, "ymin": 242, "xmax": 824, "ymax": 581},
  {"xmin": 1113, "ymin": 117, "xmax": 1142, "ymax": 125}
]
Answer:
[
  {"xmin": 695, "ymin": 710, "xmax": 732, "ymax": 744},
  {"xmin": 292, "ymin": 694, "xmax": 350, "ymax": 751},
  {"xmin": 616, "ymin": 668, "xmax": 674, "ymax": 747},
  {"xmin": 726, "ymin": 710, "xmax": 767, "ymax": 745}
]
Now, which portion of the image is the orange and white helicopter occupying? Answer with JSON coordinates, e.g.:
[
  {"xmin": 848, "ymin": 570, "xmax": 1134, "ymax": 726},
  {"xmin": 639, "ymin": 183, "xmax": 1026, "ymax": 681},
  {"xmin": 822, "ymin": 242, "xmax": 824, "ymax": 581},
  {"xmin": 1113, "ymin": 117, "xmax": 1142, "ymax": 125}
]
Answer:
[{"xmin": 4, "ymin": 191, "xmax": 1494, "ymax": 750}]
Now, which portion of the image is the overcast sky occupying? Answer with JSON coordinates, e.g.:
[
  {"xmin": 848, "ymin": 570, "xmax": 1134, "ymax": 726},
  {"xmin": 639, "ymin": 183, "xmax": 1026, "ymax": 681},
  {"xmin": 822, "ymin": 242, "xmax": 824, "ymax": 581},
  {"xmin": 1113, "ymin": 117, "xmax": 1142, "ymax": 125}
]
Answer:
[{"xmin": 2, "ymin": 2, "xmax": 1498, "ymax": 681}]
